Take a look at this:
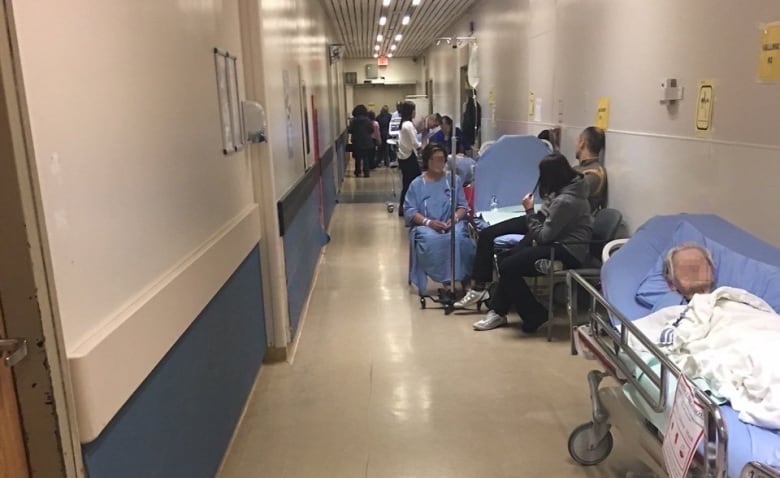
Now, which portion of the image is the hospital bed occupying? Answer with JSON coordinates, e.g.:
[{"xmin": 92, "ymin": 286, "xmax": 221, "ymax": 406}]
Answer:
[{"xmin": 566, "ymin": 214, "xmax": 780, "ymax": 478}]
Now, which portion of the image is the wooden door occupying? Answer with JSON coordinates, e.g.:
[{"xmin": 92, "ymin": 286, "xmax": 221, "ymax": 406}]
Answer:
[{"xmin": 0, "ymin": 304, "xmax": 29, "ymax": 478}]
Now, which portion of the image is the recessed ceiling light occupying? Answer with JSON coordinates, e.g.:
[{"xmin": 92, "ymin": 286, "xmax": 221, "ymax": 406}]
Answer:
[
  {"xmin": 383, "ymin": 0, "xmax": 391, "ymax": 5},
  {"xmin": 412, "ymin": 0, "xmax": 420, "ymax": 5},
  {"xmin": 379, "ymin": 16, "xmax": 387, "ymax": 26},
  {"xmin": 388, "ymin": 53, "xmax": 393, "ymax": 58},
  {"xmin": 373, "ymin": 53, "xmax": 379, "ymax": 58},
  {"xmin": 374, "ymin": 44, "xmax": 380, "ymax": 51},
  {"xmin": 377, "ymin": 34, "xmax": 383, "ymax": 41},
  {"xmin": 390, "ymin": 44, "xmax": 397, "ymax": 51},
  {"xmin": 395, "ymin": 34, "xmax": 402, "ymax": 41},
  {"xmin": 401, "ymin": 15, "xmax": 410, "ymax": 25}
]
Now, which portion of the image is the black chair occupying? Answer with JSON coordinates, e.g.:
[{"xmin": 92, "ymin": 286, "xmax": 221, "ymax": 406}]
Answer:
[{"xmin": 540, "ymin": 208, "xmax": 623, "ymax": 342}]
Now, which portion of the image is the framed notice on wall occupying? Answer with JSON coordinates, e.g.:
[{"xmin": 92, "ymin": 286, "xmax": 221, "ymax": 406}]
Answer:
[{"xmin": 213, "ymin": 48, "xmax": 244, "ymax": 155}]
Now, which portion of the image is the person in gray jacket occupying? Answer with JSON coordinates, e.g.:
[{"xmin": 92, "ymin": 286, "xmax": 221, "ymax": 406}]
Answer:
[{"xmin": 473, "ymin": 153, "xmax": 593, "ymax": 332}]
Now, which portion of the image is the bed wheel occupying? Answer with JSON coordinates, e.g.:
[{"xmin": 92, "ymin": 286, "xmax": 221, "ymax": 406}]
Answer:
[
  {"xmin": 419, "ymin": 297, "xmax": 427, "ymax": 309},
  {"xmin": 567, "ymin": 422, "xmax": 613, "ymax": 466}
]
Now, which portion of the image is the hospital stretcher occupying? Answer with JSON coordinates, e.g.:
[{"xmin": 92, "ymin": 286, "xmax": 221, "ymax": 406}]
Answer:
[{"xmin": 565, "ymin": 270, "xmax": 780, "ymax": 478}]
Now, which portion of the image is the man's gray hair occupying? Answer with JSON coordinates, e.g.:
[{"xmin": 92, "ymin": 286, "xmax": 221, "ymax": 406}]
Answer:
[{"xmin": 662, "ymin": 242, "xmax": 715, "ymax": 283}]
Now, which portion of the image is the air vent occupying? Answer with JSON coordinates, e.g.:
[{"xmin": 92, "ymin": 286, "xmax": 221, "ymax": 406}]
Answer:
[
  {"xmin": 365, "ymin": 64, "xmax": 378, "ymax": 80},
  {"xmin": 344, "ymin": 72, "xmax": 357, "ymax": 85}
]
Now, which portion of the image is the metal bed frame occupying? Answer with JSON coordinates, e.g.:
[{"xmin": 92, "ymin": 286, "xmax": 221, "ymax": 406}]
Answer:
[{"xmin": 565, "ymin": 270, "xmax": 780, "ymax": 478}]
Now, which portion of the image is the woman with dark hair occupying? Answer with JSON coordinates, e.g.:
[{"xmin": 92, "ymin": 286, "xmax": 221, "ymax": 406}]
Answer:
[
  {"xmin": 404, "ymin": 144, "xmax": 475, "ymax": 294},
  {"xmin": 471, "ymin": 152, "xmax": 593, "ymax": 332},
  {"xmin": 348, "ymin": 104, "xmax": 374, "ymax": 177},
  {"xmin": 397, "ymin": 101, "xmax": 422, "ymax": 215}
]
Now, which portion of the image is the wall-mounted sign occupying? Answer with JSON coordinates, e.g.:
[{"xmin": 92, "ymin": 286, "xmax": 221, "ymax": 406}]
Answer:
[
  {"xmin": 695, "ymin": 80, "xmax": 715, "ymax": 136},
  {"xmin": 595, "ymin": 97, "xmax": 610, "ymax": 130},
  {"xmin": 758, "ymin": 22, "xmax": 780, "ymax": 82}
]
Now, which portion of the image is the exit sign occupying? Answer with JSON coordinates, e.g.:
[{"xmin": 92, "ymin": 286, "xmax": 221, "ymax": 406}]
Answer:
[{"xmin": 377, "ymin": 56, "xmax": 389, "ymax": 66}]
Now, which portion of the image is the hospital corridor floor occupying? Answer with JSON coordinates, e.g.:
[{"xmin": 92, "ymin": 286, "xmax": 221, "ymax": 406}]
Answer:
[{"xmin": 219, "ymin": 168, "xmax": 646, "ymax": 478}]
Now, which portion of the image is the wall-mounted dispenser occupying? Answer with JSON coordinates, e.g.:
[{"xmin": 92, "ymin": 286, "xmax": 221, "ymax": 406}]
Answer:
[
  {"xmin": 660, "ymin": 78, "xmax": 684, "ymax": 103},
  {"xmin": 242, "ymin": 100, "xmax": 267, "ymax": 144}
]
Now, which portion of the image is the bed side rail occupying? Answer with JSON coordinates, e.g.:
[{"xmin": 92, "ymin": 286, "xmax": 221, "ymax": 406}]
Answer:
[
  {"xmin": 568, "ymin": 270, "xmax": 729, "ymax": 478},
  {"xmin": 741, "ymin": 462, "xmax": 780, "ymax": 478}
]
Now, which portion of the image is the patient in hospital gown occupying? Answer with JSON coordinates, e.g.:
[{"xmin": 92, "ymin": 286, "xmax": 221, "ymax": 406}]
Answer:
[{"xmin": 404, "ymin": 144, "xmax": 476, "ymax": 294}]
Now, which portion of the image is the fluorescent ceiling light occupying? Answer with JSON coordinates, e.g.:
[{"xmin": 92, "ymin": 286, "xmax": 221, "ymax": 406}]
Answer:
[
  {"xmin": 377, "ymin": 34, "xmax": 383, "ymax": 41},
  {"xmin": 388, "ymin": 53, "xmax": 393, "ymax": 58},
  {"xmin": 412, "ymin": 0, "xmax": 420, "ymax": 5},
  {"xmin": 373, "ymin": 53, "xmax": 379, "ymax": 58},
  {"xmin": 383, "ymin": 0, "xmax": 391, "ymax": 5},
  {"xmin": 374, "ymin": 44, "xmax": 380, "ymax": 51},
  {"xmin": 401, "ymin": 15, "xmax": 410, "ymax": 25},
  {"xmin": 390, "ymin": 44, "xmax": 397, "ymax": 50},
  {"xmin": 395, "ymin": 34, "xmax": 402, "ymax": 41},
  {"xmin": 379, "ymin": 16, "xmax": 387, "ymax": 25}
]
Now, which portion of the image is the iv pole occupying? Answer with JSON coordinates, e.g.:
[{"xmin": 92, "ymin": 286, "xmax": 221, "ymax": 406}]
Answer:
[{"xmin": 435, "ymin": 35, "xmax": 476, "ymax": 315}]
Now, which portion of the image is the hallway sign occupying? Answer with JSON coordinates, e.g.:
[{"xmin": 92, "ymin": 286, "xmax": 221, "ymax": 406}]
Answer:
[
  {"xmin": 595, "ymin": 97, "xmax": 610, "ymax": 130},
  {"xmin": 758, "ymin": 22, "xmax": 780, "ymax": 82}
]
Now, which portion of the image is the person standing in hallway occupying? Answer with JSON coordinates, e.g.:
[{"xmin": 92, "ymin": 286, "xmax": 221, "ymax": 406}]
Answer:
[
  {"xmin": 574, "ymin": 126, "xmax": 608, "ymax": 212},
  {"xmin": 377, "ymin": 105, "xmax": 392, "ymax": 167},
  {"xmin": 368, "ymin": 110, "xmax": 381, "ymax": 169},
  {"xmin": 397, "ymin": 100, "xmax": 422, "ymax": 216},
  {"xmin": 348, "ymin": 104, "xmax": 375, "ymax": 178}
]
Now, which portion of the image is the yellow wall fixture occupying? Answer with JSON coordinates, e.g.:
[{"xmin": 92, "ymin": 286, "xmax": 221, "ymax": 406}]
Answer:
[
  {"xmin": 695, "ymin": 80, "xmax": 715, "ymax": 137},
  {"xmin": 758, "ymin": 22, "xmax": 780, "ymax": 82},
  {"xmin": 595, "ymin": 97, "xmax": 610, "ymax": 130}
]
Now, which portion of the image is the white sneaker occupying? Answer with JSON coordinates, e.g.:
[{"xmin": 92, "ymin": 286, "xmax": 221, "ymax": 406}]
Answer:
[
  {"xmin": 454, "ymin": 288, "xmax": 489, "ymax": 308},
  {"xmin": 473, "ymin": 310, "xmax": 507, "ymax": 331}
]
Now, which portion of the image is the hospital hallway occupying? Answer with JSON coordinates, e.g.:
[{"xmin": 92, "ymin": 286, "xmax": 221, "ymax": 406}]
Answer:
[{"xmin": 218, "ymin": 168, "xmax": 647, "ymax": 478}]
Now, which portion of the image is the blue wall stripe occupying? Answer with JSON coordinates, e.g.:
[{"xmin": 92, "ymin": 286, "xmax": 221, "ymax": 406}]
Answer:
[
  {"xmin": 323, "ymin": 159, "xmax": 337, "ymax": 228},
  {"xmin": 83, "ymin": 246, "xmax": 266, "ymax": 478},
  {"xmin": 283, "ymin": 188, "xmax": 326, "ymax": 334}
]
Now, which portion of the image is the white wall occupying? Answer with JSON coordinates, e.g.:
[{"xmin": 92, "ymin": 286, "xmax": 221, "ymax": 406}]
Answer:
[
  {"xmin": 13, "ymin": 0, "xmax": 263, "ymax": 440},
  {"xmin": 257, "ymin": 0, "xmax": 337, "ymax": 198},
  {"xmin": 429, "ymin": 0, "xmax": 780, "ymax": 244},
  {"xmin": 343, "ymin": 57, "xmax": 424, "ymax": 117},
  {"xmin": 13, "ymin": 0, "xmax": 256, "ymax": 352}
]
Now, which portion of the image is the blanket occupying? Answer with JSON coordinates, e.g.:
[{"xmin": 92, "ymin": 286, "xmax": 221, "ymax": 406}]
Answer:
[{"xmin": 629, "ymin": 287, "xmax": 780, "ymax": 429}]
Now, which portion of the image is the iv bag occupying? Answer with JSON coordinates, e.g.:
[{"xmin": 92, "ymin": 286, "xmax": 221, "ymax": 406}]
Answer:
[{"xmin": 467, "ymin": 43, "xmax": 480, "ymax": 88}]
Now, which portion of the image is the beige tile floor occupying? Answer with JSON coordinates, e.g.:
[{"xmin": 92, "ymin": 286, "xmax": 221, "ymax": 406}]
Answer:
[{"xmin": 219, "ymin": 168, "xmax": 648, "ymax": 478}]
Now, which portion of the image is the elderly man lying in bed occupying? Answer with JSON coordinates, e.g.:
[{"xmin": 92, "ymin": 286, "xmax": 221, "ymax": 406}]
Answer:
[
  {"xmin": 655, "ymin": 242, "xmax": 716, "ymax": 310},
  {"xmin": 627, "ymin": 242, "xmax": 780, "ymax": 431}
]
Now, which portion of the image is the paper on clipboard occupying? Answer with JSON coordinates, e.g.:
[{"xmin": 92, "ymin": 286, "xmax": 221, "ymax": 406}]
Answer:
[{"xmin": 662, "ymin": 375, "xmax": 705, "ymax": 478}]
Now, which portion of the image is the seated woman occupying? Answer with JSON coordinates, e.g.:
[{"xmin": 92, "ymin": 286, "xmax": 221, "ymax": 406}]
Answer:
[
  {"xmin": 472, "ymin": 152, "xmax": 593, "ymax": 332},
  {"xmin": 404, "ymin": 144, "xmax": 476, "ymax": 295}
]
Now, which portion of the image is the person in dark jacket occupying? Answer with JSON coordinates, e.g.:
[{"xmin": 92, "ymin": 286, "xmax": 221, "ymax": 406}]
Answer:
[
  {"xmin": 574, "ymin": 126, "xmax": 608, "ymax": 212},
  {"xmin": 461, "ymin": 93, "xmax": 481, "ymax": 154},
  {"xmin": 348, "ymin": 104, "xmax": 375, "ymax": 177},
  {"xmin": 472, "ymin": 153, "xmax": 593, "ymax": 332},
  {"xmin": 377, "ymin": 105, "xmax": 392, "ymax": 167}
]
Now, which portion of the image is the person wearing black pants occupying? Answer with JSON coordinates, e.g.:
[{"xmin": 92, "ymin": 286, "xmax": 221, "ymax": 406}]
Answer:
[
  {"xmin": 348, "ymin": 104, "xmax": 375, "ymax": 177},
  {"xmin": 396, "ymin": 101, "xmax": 422, "ymax": 215},
  {"xmin": 471, "ymin": 153, "xmax": 593, "ymax": 332}
]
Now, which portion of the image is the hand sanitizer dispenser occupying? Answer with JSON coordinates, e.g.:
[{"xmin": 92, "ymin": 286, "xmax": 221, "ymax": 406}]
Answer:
[{"xmin": 242, "ymin": 100, "xmax": 267, "ymax": 143}]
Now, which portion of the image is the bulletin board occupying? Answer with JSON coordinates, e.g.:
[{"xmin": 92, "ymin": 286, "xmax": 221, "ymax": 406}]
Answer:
[{"xmin": 213, "ymin": 48, "xmax": 244, "ymax": 155}]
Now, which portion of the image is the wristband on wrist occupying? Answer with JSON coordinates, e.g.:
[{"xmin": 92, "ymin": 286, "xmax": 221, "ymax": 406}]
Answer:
[{"xmin": 423, "ymin": 218, "xmax": 430, "ymax": 226}]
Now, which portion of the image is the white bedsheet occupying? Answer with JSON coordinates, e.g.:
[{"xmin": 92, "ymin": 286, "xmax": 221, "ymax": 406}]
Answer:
[{"xmin": 629, "ymin": 287, "xmax": 780, "ymax": 430}]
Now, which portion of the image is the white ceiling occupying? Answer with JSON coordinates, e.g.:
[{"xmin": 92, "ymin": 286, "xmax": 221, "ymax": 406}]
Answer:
[{"xmin": 322, "ymin": 0, "xmax": 476, "ymax": 58}]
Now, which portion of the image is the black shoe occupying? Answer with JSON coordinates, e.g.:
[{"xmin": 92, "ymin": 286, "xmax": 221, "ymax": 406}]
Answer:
[
  {"xmin": 520, "ymin": 309, "xmax": 549, "ymax": 333},
  {"xmin": 363, "ymin": 172, "xmax": 370, "ymax": 178}
]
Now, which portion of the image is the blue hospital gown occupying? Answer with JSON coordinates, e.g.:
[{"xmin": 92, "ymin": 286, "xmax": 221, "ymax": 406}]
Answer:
[{"xmin": 403, "ymin": 173, "xmax": 476, "ymax": 294}]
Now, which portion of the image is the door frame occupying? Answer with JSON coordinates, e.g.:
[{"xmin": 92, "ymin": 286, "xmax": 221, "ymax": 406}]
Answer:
[{"xmin": 0, "ymin": 2, "xmax": 84, "ymax": 476}]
